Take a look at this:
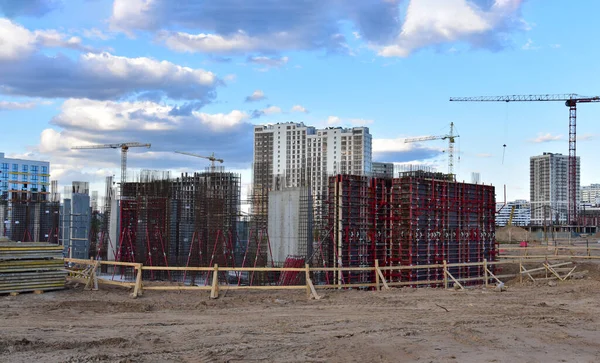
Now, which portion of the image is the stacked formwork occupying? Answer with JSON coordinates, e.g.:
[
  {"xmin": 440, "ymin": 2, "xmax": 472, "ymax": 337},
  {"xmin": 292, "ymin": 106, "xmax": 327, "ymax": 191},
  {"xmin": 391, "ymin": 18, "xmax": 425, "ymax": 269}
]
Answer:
[{"xmin": 327, "ymin": 172, "xmax": 496, "ymax": 287}]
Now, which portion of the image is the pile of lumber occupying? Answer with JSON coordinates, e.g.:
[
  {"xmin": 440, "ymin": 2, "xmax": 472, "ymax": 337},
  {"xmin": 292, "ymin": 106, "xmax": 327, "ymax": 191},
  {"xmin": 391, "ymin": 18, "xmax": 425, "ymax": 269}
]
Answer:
[{"xmin": 0, "ymin": 241, "xmax": 65, "ymax": 294}]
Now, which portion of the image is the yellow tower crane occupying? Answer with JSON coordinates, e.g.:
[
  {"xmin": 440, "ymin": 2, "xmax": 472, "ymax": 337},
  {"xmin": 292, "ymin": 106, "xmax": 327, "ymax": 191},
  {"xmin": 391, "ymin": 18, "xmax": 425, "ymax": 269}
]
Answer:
[
  {"xmin": 404, "ymin": 122, "xmax": 459, "ymax": 176},
  {"xmin": 174, "ymin": 151, "xmax": 224, "ymax": 172},
  {"xmin": 71, "ymin": 142, "xmax": 151, "ymax": 196}
]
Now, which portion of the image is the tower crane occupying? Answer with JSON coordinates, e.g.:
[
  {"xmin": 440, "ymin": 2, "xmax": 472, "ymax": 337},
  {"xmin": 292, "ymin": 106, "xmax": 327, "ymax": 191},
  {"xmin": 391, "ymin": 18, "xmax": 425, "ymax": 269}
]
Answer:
[
  {"xmin": 404, "ymin": 122, "xmax": 459, "ymax": 176},
  {"xmin": 449, "ymin": 94, "xmax": 600, "ymax": 225},
  {"xmin": 174, "ymin": 151, "xmax": 224, "ymax": 172},
  {"xmin": 71, "ymin": 142, "xmax": 151, "ymax": 195}
]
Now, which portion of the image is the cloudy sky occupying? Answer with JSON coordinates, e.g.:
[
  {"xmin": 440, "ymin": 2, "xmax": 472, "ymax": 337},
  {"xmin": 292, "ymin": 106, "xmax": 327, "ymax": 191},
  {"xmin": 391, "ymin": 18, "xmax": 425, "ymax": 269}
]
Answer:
[{"xmin": 2, "ymin": 0, "xmax": 600, "ymax": 202}]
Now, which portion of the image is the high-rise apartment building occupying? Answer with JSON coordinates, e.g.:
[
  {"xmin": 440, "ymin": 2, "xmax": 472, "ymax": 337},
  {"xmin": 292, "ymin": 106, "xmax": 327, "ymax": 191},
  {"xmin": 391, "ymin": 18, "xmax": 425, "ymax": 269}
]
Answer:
[
  {"xmin": 581, "ymin": 184, "xmax": 600, "ymax": 205},
  {"xmin": 530, "ymin": 152, "xmax": 580, "ymax": 225},
  {"xmin": 252, "ymin": 122, "xmax": 372, "ymax": 218},
  {"xmin": 0, "ymin": 152, "xmax": 51, "ymax": 201}
]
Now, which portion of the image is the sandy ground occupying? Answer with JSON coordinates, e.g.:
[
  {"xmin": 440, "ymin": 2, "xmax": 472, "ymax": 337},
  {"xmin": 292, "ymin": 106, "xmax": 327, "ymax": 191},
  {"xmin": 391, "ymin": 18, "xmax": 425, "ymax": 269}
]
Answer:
[{"xmin": 2, "ymin": 265, "xmax": 600, "ymax": 363}]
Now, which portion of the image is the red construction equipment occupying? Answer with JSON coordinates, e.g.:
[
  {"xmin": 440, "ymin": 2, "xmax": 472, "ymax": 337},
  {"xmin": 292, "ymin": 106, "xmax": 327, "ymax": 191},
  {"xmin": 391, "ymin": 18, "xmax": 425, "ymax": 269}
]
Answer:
[{"xmin": 450, "ymin": 94, "xmax": 600, "ymax": 224}]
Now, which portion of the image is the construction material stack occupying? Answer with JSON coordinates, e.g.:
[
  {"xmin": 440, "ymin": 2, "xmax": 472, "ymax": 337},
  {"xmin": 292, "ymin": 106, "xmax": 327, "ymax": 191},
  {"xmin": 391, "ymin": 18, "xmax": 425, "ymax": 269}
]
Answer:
[{"xmin": 0, "ymin": 240, "xmax": 65, "ymax": 294}]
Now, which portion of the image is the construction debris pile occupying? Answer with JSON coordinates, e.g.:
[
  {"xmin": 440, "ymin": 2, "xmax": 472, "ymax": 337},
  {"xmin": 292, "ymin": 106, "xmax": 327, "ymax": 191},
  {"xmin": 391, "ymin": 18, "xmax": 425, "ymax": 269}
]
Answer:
[
  {"xmin": 0, "ymin": 240, "xmax": 65, "ymax": 294},
  {"xmin": 321, "ymin": 171, "xmax": 496, "ymax": 286}
]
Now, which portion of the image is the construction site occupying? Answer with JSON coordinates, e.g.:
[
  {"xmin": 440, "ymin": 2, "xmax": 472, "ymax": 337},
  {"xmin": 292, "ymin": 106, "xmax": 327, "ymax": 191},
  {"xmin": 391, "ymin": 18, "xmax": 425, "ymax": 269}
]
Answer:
[{"xmin": 4, "ymin": 114, "xmax": 600, "ymax": 361}]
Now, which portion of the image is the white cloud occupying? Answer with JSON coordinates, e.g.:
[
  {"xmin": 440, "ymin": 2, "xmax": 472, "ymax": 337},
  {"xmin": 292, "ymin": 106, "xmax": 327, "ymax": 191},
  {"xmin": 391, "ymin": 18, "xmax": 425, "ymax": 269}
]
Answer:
[
  {"xmin": 378, "ymin": 0, "xmax": 524, "ymax": 57},
  {"xmin": 247, "ymin": 56, "xmax": 289, "ymax": 68},
  {"xmin": 223, "ymin": 74, "xmax": 236, "ymax": 83},
  {"xmin": 0, "ymin": 18, "xmax": 36, "ymax": 60},
  {"xmin": 81, "ymin": 52, "xmax": 216, "ymax": 86},
  {"xmin": 0, "ymin": 18, "xmax": 97, "ymax": 60},
  {"xmin": 0, "ymin": 100, "xmax": 37, "ymax": 110},
  {"xmin": 29, "ymin": 99, "xmax": 255, "ymax": 181},
  {"xmin": 521, "ymin": 38, "xmax": 540, "ymax": 51},
  {"xmin": 81, "ymin": 28, "xmax": 113, "ymax": 40},
  {"xmin": 51, "ymin": 99, "xmax": 248, "ymax": 136},
  {"xmin": 291, "ymin": 105, "xmax": 308, "ymax": 113},
  {"xmin": 373, "ymin": 136, "xmax": 444, "ymax": 162},
  {"xmin": 530, "ymin": 133, "xmax": 563, "ymax": 143},
  {"xmin": 245, "ymin": 89, "xmax": 266, "ymax": 102},
  {"xmin": 109, "ymin": 0, "xmax": 157, "ymax": 34},
  {"xmin": 110, "ymin": 0, "xmax": 525, "ymax": 58},
  {"xmin": 0, "ymin": 51, "xmax": 220, "ymax": 101},
  {"xmin": 261, "ymin": 106, "xmax": 282, "ymax": 115},
  {"xmin": 327, "ymin": 116, "xmax": 342, "ymax": 125},
  {"xmin": 156, "ymin": 30, "xmax": 325, "ymax": 55}
]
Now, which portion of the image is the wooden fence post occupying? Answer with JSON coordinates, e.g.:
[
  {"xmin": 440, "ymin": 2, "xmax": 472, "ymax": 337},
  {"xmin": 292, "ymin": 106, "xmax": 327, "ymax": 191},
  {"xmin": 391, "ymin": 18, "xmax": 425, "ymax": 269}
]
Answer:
[
  {"xmin": 305, "ymin": 264, "xmax": 311, "ymax": 298},
  {"xmin": 375, "ymin": 259, "xmax": 381, "ymax": 291},
  {"xmin": 483, "ymin": 259, "xmax": 488, "ymax": 287},
  {"xmin": 132, "ymin": 263, "xmax": 143, "ymax": 298},
  {"xmin": 519, "ymin": 258, "xmax": 523, "ymax": 284},
  {"xmin": 443, "ymin": 260, "xmax": 448, "ymax": 289},
  {"xmin": 210, "ymin": 264, "xmax": 219, "ymax": 299}
]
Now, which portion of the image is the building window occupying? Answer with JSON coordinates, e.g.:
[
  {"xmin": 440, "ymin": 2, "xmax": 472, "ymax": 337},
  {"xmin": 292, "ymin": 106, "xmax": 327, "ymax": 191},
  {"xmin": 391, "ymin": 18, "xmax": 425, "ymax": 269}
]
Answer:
[
  {"xmin": 12, "ymin": 164, "xmax": 18, "ymax": 172},
  {"xmin": 22, "ymin": 175, "xmax": 28, "ymax": 182},
  {"xmin": 22, "ymin": 165, "xmax": 28, "ymax": 172},
  {"xmin": 41, "ymin": 166, "xmax": 48, "ymax": 174},
  {"xmin": 31, "ymin": 165, "xmax": 38, "ymax": 173}
]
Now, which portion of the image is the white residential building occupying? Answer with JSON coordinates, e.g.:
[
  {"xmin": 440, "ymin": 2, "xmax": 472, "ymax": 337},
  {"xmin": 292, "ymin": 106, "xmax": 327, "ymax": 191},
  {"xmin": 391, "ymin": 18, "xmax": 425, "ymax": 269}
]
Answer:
[
  {"xmin": 252, "ymin": 122, "xmax": 372, "ymax": 215},
  {"xmin": 0, "ymin": 152, "xmax": 51, "ymax": 201},
  {"xmin": 495, "ymin": 200, "xmax": 531, "ymax": 226},
  {"xmin": 581, "ymin": 184, "xmax": 600, "ymax": 206},
  {"xmin": 530, "ymin": 152, "xmax": 580, "ymax": 225}
]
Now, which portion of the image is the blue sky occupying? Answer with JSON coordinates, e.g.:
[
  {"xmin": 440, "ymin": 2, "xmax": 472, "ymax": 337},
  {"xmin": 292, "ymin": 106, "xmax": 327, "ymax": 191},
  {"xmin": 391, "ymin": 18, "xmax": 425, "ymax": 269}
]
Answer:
[{"xmin": 2, "ymin": 0, "xmax": 600, "ymax": 202}]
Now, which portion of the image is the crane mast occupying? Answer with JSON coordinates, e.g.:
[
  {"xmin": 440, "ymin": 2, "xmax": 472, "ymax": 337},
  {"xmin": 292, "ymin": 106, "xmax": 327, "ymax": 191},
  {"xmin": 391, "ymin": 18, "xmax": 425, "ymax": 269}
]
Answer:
[
  {"xmin": 450, "ymin": 94, "xmax": 600, "ymax": 225},
  {"xmin": 405, "ymin": 122, "xmax": 459, "ymax": 176},
  {"xmin": 71, "ymin": 142, "xmax": 151, "ymax": 197}
]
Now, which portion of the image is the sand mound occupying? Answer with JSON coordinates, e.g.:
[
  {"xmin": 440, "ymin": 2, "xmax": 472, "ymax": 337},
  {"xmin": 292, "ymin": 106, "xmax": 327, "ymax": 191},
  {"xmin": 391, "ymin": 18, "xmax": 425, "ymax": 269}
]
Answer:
[{"xmin": 496, "ymin": 225, "xmax": 530, "ymax": 242}]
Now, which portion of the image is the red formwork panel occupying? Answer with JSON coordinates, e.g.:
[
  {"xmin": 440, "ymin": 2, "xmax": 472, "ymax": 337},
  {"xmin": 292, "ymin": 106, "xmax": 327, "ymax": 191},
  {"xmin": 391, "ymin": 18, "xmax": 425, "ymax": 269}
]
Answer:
[{"xmin": 326, "ymin": 173, "xmax": 496, "ymax": 288}]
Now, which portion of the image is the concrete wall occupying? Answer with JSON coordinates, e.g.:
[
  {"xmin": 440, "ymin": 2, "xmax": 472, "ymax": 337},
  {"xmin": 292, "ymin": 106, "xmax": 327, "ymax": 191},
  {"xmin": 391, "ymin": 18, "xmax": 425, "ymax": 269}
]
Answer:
[
  {"xmin": 268, "ymin": 187, "xmax": 312, "ymax": 265},
  {"xmin": 108, "ymin": 196, "xmax": 119, "ymax": 261}
]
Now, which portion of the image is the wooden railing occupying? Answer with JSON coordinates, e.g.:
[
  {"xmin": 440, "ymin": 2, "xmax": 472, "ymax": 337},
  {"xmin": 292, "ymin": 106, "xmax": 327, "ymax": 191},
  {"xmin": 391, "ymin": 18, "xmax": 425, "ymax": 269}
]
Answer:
[{"xmin": 64, "ymin": 252, "xmax": 600, "ymax": 299}]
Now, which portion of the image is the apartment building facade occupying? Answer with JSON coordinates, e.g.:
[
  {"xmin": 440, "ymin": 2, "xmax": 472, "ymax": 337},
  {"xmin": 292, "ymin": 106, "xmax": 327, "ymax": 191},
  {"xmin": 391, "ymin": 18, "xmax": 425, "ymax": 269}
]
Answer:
[
  {"xmin": 252, "ymin": 123, "xmax": 373, "ymax": 217},
  {"xmin": 581, "ymin": 184, "xmax": 600, "ymax": 205},
  {"xmin": 495, "ymin": 200, "xmax": 531, "ymax": 226},
  {"xmin": 372, "ymin": 162, "xmax": 395, "ymax": 179},
  {"xmin": 0, "ymin": 152, "xmax": 51, "ymax": 201},
  {"xmin": 530, "ymin": 152, "xmax": 580, "ymax": 225}
]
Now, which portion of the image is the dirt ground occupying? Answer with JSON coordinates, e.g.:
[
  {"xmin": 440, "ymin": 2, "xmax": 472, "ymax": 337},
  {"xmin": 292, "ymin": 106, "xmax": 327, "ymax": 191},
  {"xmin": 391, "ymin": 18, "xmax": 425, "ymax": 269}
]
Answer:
[{"xmin": 2, "ymin": 265, "xmax": 600, "ymax": 363}]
